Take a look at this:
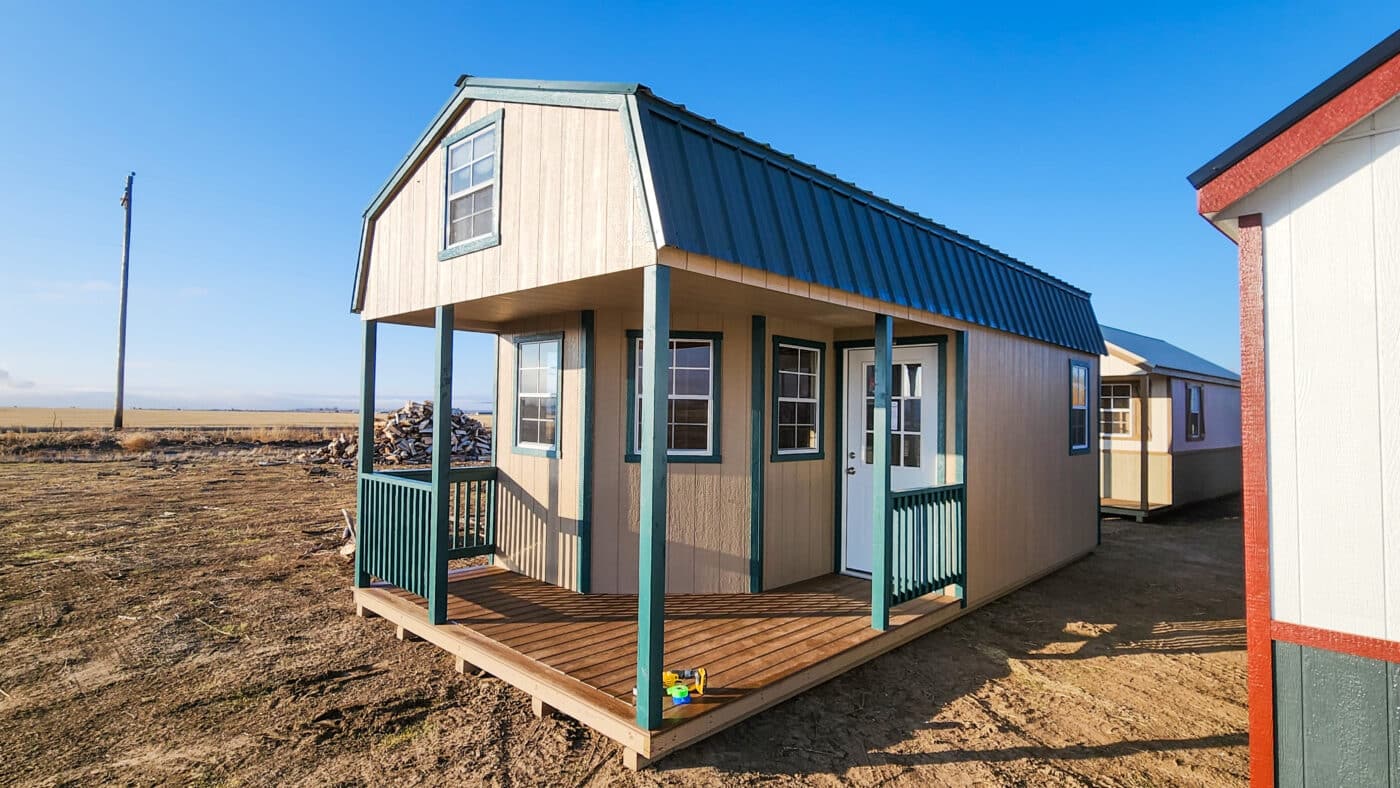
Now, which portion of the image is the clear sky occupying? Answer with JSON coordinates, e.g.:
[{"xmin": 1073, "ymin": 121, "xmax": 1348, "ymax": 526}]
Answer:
[{"xmin": 1, "ymin": 2, "xmax": 1395, "ymax": 411}]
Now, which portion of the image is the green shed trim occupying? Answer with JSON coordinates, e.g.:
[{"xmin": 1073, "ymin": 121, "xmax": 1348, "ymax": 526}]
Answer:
[
  {"xmin": 769, "ymin": 335, "xmax": 828, "ymax": 463},
  {"xmin": 636, "ymin": 265, "xmax": 671, "ymax": 731},
  {"xmin": 438, "ymin": 108, "xmax": 504, "ymax": 262},
  {"xmin": 510, "ymin": 331, "xmax": 564, "ymax": 459},
  {"xmin": 749, "ymin": 315, "xmax": 766, "ymax": 593},
  {"xmin": 623, "ymin": 329, "xmax": 724, "ymax": 464}
]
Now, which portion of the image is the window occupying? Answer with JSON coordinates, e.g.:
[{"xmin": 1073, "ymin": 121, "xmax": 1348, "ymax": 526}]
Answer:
[
  {"xmin": 1185, "ymin": 383, "xmax": 1206, "ymax": 441},
  {"xmin": 441, "ymin": 111, "xmax": 502, "ymax": 258},
  {"xmin": 1100, "ymin": 382, "xmax": 1137, "ymax": 438},
  {"xmin": 514, "ymin": 336, "xmax": 560, "ymax": 456},
  {"xmin": 864, "ymin": 362, "xmax": 924, "ymax": 467},
  {"xmin": 773, "ymin": 338, "xmax": 824, "ymax": 459},
  {"xmin": 627, "ymin": 332, "xmax": 721, "ymax": 461},
  {"xmin": 1069, "ymin": 361, "xmax": 1090, "ymax": 453}
]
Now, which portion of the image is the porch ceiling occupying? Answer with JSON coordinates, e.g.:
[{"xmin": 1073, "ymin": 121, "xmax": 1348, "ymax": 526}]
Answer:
[{"xmin": 372, "ymin": 267, "xmax": 957, "ymax": 334}]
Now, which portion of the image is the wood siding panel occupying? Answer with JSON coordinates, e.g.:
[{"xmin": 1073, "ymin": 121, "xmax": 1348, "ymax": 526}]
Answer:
[
  {"xmin": 589, "ymin": 309, "xmax": 751, "ymax": 594},
  {"xmin": 1100, "ymin": 450, "xmax": 1171, "ymax": 506},
  {"xmin": 361, "ymin": 101, "xmax": 656, "ymax": 320},
  {"xmin": 965, "ymin": 328, "xmax": 1099, "ymax": 603},
  {"xmin": 762, "ymin": 318, "xmax": 837, "ymax": 590},
  {"xmin": 1171, "ymin": 447, "xmax": 1242, "ymax": 506},
  {"xmin": 1172, "ymin": 378, "xmax": 1243, "ymax": 452},
  {"xmin": 494, "ymin": 313, "xmax": 584, "ymax": 590},
  {"xmin": 1222, "ymin": 108, "xmax": 1400, "ymax": 639},
  {"xmin": 1376, "ymin": 125, "xmax": 1400, "ymax": 641}
]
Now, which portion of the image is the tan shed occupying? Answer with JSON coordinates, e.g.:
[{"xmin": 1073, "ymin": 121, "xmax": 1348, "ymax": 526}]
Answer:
[
  {"xmin": 346, "ymin": 76, "xmax": 1106, "ymax": 768},
  {"xmin": 1097, "ymin": 325, "xmax": 1241, "ymax": 521}
]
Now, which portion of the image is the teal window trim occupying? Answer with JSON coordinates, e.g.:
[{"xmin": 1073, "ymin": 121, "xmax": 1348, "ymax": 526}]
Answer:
[
  {"xmin": 439, "ymin": 108, "xmax": 504, "ymax": 262},
  {"xmin": 512, "ymin": 331, "xmax": 563, "ymax": 459},
  {"xmin": 1069, "ymin": 359, "xmax": 1091, "ymax": 456},
  {"xmin": 624, "ymin": 329, "xmax": 723, "ymax": 464},
  {"xmin": 770, "ymin": 335, "xmax": 827, "ymax": 462}
]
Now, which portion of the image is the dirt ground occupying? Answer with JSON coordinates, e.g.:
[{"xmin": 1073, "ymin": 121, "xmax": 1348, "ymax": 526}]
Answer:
[{"xmin": 0, "ymin": 453, "xmax": 1247, "ymax": 786}]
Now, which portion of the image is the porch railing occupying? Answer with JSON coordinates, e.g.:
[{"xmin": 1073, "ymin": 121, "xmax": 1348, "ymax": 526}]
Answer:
[
  {"xmin": 357, "ymin": 466, "xmax": 497, "ymax": 603},
  {"xmin": 890, "ymin": 483, "xmax": 966, "ymax": 605}
]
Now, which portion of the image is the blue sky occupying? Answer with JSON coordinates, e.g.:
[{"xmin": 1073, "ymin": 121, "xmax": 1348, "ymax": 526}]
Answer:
[{"xmin": 0, "ymin": 2, "xmax": 1395, "ymax": 410}]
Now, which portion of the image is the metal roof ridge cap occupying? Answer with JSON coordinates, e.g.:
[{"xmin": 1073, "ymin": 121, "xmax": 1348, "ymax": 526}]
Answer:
[
  {"xmin": 634, "ymin": 92, "xmax": 1094, "ymax": 301},
  {"xmin": 458, "ymin": 76, "xmax": 642, "ymax": 95}
]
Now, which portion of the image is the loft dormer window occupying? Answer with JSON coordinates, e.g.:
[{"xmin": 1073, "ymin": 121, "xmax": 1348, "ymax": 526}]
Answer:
[{"xmin": 445, "ymin": 124, "xmax": 496, "ymax": 247}]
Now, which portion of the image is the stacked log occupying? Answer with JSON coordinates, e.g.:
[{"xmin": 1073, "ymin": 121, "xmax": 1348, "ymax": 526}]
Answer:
[{"xmin": 308, "ymin": 401, "xmax": 491, "ymax": 465}]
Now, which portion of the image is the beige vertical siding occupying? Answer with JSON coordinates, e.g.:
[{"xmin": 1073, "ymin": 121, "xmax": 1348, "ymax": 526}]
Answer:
[
  {"xmin": 965, "ymin": 328, "xmax": 1099, "ymax": 604},
  {"xmin": 361, "ymin": 100, "xmax": 656, "ymax": 320},
  {"xmin": 589, "ymin": 309, "xmax": 753, "ymax": 594},
  {"xmin": 1101, "ymin": 450, "xmax": 1172, "ymax": 505},
  {"xmin": 762, "ymin": 318, "xmax": 837, "ymax": 590},
  {"xmin": 493, "ymin": 313, "xmax": 584, "ymax": 590}
]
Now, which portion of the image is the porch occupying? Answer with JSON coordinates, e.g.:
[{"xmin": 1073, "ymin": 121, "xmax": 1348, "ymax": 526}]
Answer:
[{"xmin": 352, "ymin": 564, "xmax": 963, "ymax": 766}]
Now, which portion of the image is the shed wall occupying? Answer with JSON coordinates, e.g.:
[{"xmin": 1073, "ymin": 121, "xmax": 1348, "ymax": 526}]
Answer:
[
  {"xmin": 1172, "ymin": 378, "xmax": 1242, "ymax": 452},
  {"xmin": 1220, "ymin": 98, "xmax": 1400, "ymax": 641},
  {"xmin": 361, "ymin": 100, "xmax": 656, "ymax": 320},
  {"xmin": 964, "ymin": 328, "xmax": 1099, "ymax": 604},
  {"xmin": 494, "ymin": 313, "xmax": 585, "ymax": 590}
]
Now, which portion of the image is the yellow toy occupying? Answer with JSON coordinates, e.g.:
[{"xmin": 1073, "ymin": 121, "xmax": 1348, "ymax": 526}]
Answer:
[{"xmin": 662, "ymin": 667, "xmax": 707, "ymax": 696}]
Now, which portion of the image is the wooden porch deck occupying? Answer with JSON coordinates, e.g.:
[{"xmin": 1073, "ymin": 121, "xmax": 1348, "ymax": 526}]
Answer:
[
  {"xmin": 353, "ymin": 565, "xmax": 962, "ymax": 767},
  {"xmin": 1100, "ymin": 498, "xmax": 1173, "ymax": 522}
]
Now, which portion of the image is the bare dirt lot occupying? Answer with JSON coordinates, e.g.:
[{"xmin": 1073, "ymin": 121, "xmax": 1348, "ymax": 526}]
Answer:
[{"xmin": 0, "ymin": 454, "xmax": 1246, "ymax": 786}]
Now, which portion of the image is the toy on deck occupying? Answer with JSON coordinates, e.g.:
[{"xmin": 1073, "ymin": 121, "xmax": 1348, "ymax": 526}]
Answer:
[{"xmin": 662, "ymin": 667, "xmax": 707, "ymax": 703}]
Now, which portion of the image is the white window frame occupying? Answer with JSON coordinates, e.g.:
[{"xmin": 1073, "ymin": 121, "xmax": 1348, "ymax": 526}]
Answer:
[
  {"xmin": 1099, "ymin": 382, "xmax": 1137, "ymax": 438},
  {"xmin": 632, "ymin": 336, "xmax": 717, "ymax": 458},
  {"xmin": 514, "ymin": 336, "xmax": 561, "ymax": 455},
  {"xmin": 775, "ymin": 341, "xmax": 822, "ymax": 456},
  {"xmin": 439, "ymin": 109, "xmax": 503, "ymax": 260}
]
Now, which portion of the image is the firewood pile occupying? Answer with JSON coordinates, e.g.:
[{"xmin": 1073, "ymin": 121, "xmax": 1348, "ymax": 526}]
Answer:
[{"xmin": 307, "ymin": 401, "xmax": 491, "ymax": 465}]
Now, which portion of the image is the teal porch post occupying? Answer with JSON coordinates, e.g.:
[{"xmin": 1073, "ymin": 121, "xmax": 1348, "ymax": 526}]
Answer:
[
  {"xmin": 636, "ymin": 265, "xmax": 671, "ymax": 730},
  {"xmin": 354, "ymin": 319, "xmax": 377, "ymax": 589},
  {"xmin": 872, "ymin": 314, "xmax": 893, "ymax": 630},
  {"xmin": 429, "ymin": 304, "xmax": 454, "ymax": 625}
]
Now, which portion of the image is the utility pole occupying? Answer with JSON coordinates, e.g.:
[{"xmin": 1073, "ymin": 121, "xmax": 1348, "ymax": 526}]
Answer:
[{"xmin": 114, "ymin": 172, "xmax": 134, "ymax": 430}]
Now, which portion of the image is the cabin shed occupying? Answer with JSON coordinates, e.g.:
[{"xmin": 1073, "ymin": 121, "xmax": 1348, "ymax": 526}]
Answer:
[
  {"xmin": 1098, "ymin": 325, "xmax": 1241, "ymax": 521},
  {"xmin": 348, "ymin": 76, "xmax": 1104, "ymax": 767},
  {"xmin": 1190, "ymin": 29, "xmax": 1400, "ymax": 787}
]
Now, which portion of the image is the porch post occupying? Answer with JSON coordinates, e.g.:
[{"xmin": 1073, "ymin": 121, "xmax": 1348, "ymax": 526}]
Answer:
[
  {"xmin": 354, "ymin": 319, "xmax": 377, "ymax": 589},
  {"xmin": 637, "ymin": 264, "xmax": 671, "ymax": 730},
  {"xmin": 1139, "ymin": 376, "xmax": 1150, "ymax": 515},
  {"xmin": 872, "ymin": 313, "xmax": 893, "ymax": 631},
  {"xmin": 954, "ymin": 330, "xmax": 968, "ymax": 606},
  {"xmin": 429, "ymin": 304, "xmax": 454, "ymax": 625}
]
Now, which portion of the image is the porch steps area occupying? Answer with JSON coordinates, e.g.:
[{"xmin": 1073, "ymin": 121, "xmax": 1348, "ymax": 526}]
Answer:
[{"xmin": 352, "ymin": 566, "xmax": 962, "ymax": 768}]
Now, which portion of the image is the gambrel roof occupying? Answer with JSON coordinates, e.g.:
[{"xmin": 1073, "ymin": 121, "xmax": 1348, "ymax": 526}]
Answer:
[{"xmin": 355, "ymin": 77, "xmax": 1105, "ymax": 355}]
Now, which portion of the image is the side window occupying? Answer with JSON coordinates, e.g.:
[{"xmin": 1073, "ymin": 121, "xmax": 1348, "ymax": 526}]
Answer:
[
  {"xmin": 1069, "ymin": 361, "xmax": 1090, "ymax": 453},
  {"xmin": 773, "ymin": 338, "xmax": 824, "ymax": 459},
  {"xmin": 1099, "ymin": 382, "xmax": 1136, "ymax": 438},
  {"xmin": 1186, "ymin": 383, "xmax": 1206, "ymax": 440},
  {"xmin": 515, "ymin": 336, "xmax": 560, "ymax": 456},
  {"xmin": 628, "ymin": 333, "xmax": 722, "ymax": 461},
  {"xmin": 440, "ymin": 110, "xmax": 503, "ymax": 259}
]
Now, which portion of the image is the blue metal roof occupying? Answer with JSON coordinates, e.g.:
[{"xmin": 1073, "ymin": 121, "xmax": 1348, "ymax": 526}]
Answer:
[
  {"xmin": 1100, "ymin": 325, "xmax": 1240, "ymax": 383},
  {"xmin": 634, "ymin": 93, "xmax": 1105, "ymax": 355}
]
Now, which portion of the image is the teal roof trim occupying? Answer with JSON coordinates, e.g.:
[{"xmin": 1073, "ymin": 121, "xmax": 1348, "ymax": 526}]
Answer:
[
  {"xmin": 632, "ymin": 93, "xmax": 1104, "ymax": 355},
  {"xmin": 1100, "ymin": 325, "xmax": 1240, "ymax": 383}
]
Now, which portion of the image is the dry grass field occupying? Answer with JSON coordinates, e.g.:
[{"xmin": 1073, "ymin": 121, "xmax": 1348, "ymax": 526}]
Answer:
[
  {"xmin": 0, "ymin": 450, "xmax": 1247, "ymax": 786},
  {"xmin": 0, "ymin": 407, "xmax": 361, "ymax": 430}
]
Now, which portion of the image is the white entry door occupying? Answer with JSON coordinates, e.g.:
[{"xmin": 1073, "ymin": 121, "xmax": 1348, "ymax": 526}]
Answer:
[{"xmin": 842, "ymin": 345, "xmax": 939, "ymax": 576}]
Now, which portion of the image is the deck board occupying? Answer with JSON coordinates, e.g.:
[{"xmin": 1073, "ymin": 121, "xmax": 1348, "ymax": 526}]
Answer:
[{"xmin": 354, "ymin": 565, "xmax": 961, "ymax": 762}]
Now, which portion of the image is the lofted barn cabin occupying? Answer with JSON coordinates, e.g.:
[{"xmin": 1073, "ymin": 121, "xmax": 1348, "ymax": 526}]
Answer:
[
  {"xmin": 1098, "ymin": 324, "xmax": 1242, "ymax": 521},
  {"xmin": 348, "ymin": 76, "xmax": 1105, "ymax": 768},
  {"xmin": 1190, "ymin": 29, "xmax": 1400, "ymax": 787}
]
